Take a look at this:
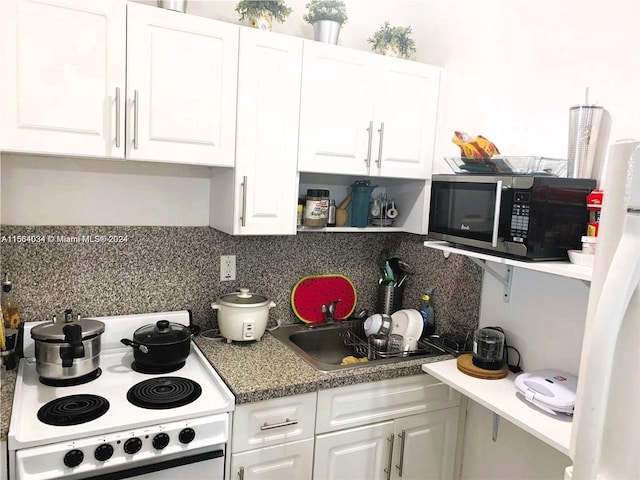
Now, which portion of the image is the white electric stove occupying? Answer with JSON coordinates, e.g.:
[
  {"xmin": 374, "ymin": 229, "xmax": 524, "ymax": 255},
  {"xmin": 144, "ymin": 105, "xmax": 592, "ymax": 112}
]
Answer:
[{"xmin": 8, "ymin": 311, "xmax": 235, "ymax": 480}]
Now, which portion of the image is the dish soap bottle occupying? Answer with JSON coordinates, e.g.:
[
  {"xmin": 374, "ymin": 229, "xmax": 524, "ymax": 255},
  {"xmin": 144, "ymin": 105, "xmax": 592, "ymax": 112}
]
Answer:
[
  {"xmin": 418, "ymin": 286, "xmax": 436, "ymax": 338},
  {"xmin": 1, "ymin": 272, "xmax": 21, "ymax": 370}
]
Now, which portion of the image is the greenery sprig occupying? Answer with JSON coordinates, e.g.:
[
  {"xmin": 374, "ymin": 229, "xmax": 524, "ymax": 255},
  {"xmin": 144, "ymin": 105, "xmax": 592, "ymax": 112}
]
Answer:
[
  {"xmin": 367, "ymin": 21, "xmax": 417, "ymax": 58},
  {"xmin": 303, "ymin": 0, "xmax": 348, "ymax": 25},
  {"xmin": 235, "ymin": 0, "xmax": 292, "ymax": 23}
]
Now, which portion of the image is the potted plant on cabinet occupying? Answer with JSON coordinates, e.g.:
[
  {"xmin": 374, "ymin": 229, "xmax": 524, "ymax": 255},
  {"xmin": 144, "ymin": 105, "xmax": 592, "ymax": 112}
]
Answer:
[
  {"xmin": 303, "ymin": 0, "xmax": 348, "ymax": 45},
  {"xmin": 367, "ymin": 21, "xmax": 417, "ymax": 59},
  {"xmin": 235, "ymin": 0, "xmax": 292, "ymax": 31}
]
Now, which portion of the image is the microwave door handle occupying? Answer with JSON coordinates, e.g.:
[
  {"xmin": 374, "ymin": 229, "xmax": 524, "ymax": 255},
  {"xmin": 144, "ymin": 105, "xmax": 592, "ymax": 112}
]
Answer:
[{"xmin": 491, "ymin": 180, "xmax": 503, "ymax": 247}]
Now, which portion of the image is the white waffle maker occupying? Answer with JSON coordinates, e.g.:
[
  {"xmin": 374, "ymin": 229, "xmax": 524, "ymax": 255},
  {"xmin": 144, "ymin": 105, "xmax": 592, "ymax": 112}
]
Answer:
[{"xmin": 514, "ymin": 369, "xmax": 578, "ymax": 415}]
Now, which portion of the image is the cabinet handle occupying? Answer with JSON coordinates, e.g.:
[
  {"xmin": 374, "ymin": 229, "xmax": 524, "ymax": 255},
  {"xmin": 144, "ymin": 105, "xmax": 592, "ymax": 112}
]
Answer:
[
  {"xmin": 395, "ymin": 429, "xmax": 406, "ymax": 477},
  {"xmin": 240, "ymin": 176, "xmax": 248, "ymax": 227},
  {"xmin": 115, "ymin": 87, "xmax": 121, "ymax": 148},
  {"xmin": 384, "ymin": 433, "xmax": 394, "ymax": 480},
  {"xmin": 365, "ymin": 120, "xmax": 374, "ymax": 167},
  {"xmin": 238, "ymin": 466, "xmax": 244, "ymax": 480},
  {"xmin": 491, "ymin": 180, "xmax": 503, "ymax": 247},
  {"xmin": 259, "ymin": 418, "xmax": 298, "ymax": 431},
  {"xmin": 133, "ymin": 90, "xmax": 139, "ymax": 150},
  {"xmin": 376, "ymin": 122, "xmax": 385, "ymax": 169}
]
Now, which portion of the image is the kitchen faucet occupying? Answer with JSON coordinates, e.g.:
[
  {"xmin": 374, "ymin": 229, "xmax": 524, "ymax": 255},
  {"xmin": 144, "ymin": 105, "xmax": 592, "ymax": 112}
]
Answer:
[{"xmin": 321, "ymin": 299, "xmax": 341, "ymax": 324}]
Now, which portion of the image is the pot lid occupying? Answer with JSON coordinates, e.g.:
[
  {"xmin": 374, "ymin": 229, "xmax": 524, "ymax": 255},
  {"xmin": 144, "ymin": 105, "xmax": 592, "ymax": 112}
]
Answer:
[
  {"xmin": 31, "ymin": 318, "xmax": 105, "ymax": 341},
  {"xmin": 217, "ymin": 288, "xmax": 270, "ymax": 307},
  {"xmin": 133, "ymin": 320, "xmax": 191, "ymax": 345}
]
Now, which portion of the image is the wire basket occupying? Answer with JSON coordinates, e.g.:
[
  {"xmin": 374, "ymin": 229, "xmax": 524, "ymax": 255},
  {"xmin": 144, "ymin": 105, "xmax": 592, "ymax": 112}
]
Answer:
[{"xmin": 337, "ymin": 320, "xmax": 445, "ymax": 360}]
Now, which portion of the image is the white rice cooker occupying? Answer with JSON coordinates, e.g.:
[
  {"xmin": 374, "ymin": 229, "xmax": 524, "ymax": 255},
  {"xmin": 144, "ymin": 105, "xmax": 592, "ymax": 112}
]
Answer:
[{"xmin": 211, "ymin": 288, "xmax": 276, "ymax": 343}]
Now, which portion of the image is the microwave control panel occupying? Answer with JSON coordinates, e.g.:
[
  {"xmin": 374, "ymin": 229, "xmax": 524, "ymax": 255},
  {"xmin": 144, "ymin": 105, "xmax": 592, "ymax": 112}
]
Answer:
[{"xmin": 510, "ymin": 191, "xmax": 531, "ymax": 242}]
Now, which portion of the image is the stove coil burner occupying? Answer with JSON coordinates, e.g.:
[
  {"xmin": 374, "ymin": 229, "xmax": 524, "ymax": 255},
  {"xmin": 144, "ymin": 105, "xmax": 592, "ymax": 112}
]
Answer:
[
  {"xmin": 39, "ymin": 368, "xmax": 102, "ymax": 387},
  {"xmin": 131, "ymin": 361, "xmax": 185, "ymax": 375},
  {"xmin": 127, "ymin": 377, "xmax": 202, "ymax": 410},
  {"xmin": 37, "ymin": 394, "xmax": 110, "ymax": 426}
]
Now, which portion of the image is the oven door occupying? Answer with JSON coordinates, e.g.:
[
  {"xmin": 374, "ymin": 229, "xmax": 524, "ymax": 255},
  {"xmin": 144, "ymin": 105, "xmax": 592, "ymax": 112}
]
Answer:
[
  {"xmin": 429, "ymin": 176, "xmax": 514, "ymax": 252},
  {"xmin": 91, "ymin": 449, "xmax": 224, "ymax": 480}
]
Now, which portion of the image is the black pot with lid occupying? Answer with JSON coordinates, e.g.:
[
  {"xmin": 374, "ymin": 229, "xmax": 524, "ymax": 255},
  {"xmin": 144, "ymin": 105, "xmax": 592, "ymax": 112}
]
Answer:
[{"xmin": 121, "ymin": 320, "xmax": 200, "ymax": 369}]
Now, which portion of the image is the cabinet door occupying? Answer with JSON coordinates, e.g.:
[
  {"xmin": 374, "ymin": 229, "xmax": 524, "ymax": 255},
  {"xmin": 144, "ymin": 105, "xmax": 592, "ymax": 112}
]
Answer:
[
  {"xmin": 231, "ymin": 438, "xmax": 314, "ymax": 480},
  {"xmin": 298, "ymin": 41, "xmax": 375, "ymax": 176},
  {"xmin": 391, "ymin": 408, "xmax": 460, "ymax": 480},
  {"xmin": 232, "ymin": 29, "xmax": 302, "ymax": 235},
  {"xmin": 0, "ymin": 0, "xmax": 126, "ymax": 157},
  {"xmin": 372, "ymin": 59, "xmax": 441, "ymax": 179},
  {"xmin": 126, "ymin": 3, "xmax": 238, "ymax": 166},
  {"xmin": 314, "ymin": 421, "xmax": 394, "ymax": 480}
]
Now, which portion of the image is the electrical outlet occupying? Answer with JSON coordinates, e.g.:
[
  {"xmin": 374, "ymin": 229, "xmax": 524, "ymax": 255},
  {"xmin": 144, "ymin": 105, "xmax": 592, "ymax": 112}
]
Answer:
[{"xmin": 220, "ymin": 255, "xmax": 236, "ymax": 282}]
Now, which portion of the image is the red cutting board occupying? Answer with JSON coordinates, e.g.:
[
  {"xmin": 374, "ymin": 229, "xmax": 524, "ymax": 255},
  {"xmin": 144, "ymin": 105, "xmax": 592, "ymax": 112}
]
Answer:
[{"xmin": 291, "ymin": 274, "xmax": 357, "ymax": 324}]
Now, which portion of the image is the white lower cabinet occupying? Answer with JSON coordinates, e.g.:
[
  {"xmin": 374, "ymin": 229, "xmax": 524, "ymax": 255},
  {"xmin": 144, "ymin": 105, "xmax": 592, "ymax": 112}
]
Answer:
[
  {"xmin": 390, "ymin": 409, "xmax": 460, "ymax": 480},
  {"xmin": 231, "ymin": 392, "xmax": 316, "ymax": 480},
  {"xmin": 230, "ymin": 375, "xmax": 460, "ymax": 480},
  {"xmin": 314, "ymin": 421, "xmax": 394, "ymax": 480},
  {"xmin": 314, "ymin": 375, "xmax": 461, "ymax": 480},
  {"xmin": 231, "ymin": 437, "xmax": 314, "ymax": 480},
  {"xmin": 314, "ymin": 409, "xmax": 460, "ymax": 480}
]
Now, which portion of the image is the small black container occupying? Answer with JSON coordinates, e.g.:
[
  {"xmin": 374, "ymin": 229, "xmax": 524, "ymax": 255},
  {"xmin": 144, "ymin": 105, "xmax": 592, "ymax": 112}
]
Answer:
[{"xmin": 472, "ymin": 328, "xmax": 505, "ymax": 370}]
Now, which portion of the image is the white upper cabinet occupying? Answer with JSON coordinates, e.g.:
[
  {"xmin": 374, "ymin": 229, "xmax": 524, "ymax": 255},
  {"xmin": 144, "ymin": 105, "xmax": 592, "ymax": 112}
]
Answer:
[
  {"xmin": 374, "ymin": 58, "xmax": 441, "ymax": 179},
  {"xmin": 0, "ymin": 0, "xmax": 126, "ymax": 157},
  {"xmin": 125, "ymin": 3, "xmax": 238, "ymax": 166},
  {"xmin": 298, "ymin": 41, "xmax": 375, "ymax": 177},
  {"xmin": 0, "ymin": 0, "xmax": 239, "ymax": 166},
  {"xmin": 209, "ymin": 29, "xmax": 302, "ymax": 235},
  {"xmin": 298, "ymin": 41, "xmax": 441, "ymax": 180}
]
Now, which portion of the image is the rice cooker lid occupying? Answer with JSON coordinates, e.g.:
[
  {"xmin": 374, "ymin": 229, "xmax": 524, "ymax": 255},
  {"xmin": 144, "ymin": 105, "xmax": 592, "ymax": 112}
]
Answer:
[
  {"xmin": 31, "ymin": 318, "xmax": 105, "ymax": 341},
  {"xmin": 218, "ymin": 288, "xmax": 270, "ymax": 307}
]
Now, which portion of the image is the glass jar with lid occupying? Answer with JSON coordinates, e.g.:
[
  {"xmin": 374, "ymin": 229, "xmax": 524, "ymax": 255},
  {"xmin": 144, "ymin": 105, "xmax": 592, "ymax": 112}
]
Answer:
[{"xmin": 303, "ymin": 189, "xmax": 329, "ymax": 228}]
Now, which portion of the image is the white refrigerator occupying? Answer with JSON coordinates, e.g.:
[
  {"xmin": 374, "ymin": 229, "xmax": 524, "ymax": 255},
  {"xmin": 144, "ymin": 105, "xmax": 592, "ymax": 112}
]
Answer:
[{"xmin": 567, "ymin": 139, "xmax": 640, "ymax": 479}]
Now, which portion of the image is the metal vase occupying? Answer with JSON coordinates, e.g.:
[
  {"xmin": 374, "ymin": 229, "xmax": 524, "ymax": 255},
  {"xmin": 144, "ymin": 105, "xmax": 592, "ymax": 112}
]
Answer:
[
  {"xmin": 313, "ymin": 20, "xmax": 342, "ymax": 45},
  {"xmin": 157, "ymin": 0, "xmax": 187, "ymax": 13}
]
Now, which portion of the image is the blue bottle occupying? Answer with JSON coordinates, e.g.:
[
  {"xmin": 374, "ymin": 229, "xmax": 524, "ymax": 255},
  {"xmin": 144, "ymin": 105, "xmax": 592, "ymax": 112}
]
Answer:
[{"xmin": 419, "ymin": 287, "xmax": 436, "ymax": 338}]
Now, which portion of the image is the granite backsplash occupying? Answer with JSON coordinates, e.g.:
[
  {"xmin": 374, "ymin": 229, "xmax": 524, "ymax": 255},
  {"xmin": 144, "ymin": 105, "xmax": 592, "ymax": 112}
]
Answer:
[{"xmin": 0, "ymin": 226, "xmax": 482, "ymax": 335}]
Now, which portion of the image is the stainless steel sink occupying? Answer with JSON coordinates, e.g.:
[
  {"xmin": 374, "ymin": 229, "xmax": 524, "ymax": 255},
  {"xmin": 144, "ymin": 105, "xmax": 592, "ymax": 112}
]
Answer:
[{"xmin": 269, "ymin": 321, "xmax": 446, "ymax": 372}]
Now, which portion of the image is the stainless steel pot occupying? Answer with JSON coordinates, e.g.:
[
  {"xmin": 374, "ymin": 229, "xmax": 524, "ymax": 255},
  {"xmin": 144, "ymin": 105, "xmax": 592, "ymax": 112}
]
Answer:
[{"xmin": 31, "ymin": 314, "xmax": 105, "ymax": 380}]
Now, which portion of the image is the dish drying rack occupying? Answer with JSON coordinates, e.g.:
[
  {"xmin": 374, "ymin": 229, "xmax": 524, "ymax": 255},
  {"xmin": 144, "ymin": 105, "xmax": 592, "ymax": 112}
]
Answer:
[{"xmin": 337, "ymin": 320, "xmax": 446, "ymax": 360}]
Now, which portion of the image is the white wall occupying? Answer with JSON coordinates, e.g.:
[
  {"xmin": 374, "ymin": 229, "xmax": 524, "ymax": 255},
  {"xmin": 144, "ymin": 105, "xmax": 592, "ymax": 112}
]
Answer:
[
  {"xmin": 414, "ymin": 0, "xmax": 640, "ymax": 173},
  {"xmin": 0, "ymin": 154, "xmax": 211, "ymax": 226}
]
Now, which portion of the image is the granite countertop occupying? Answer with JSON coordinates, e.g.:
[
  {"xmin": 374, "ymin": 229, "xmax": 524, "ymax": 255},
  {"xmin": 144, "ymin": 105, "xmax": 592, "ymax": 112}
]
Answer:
[
  {"xmin": 194, "ymin": 332, "xmax": 452, "ymax": 404},
  {"xmin": 0, "ymin": 333, "xmax": 451, "ymax": 440},
  {"xmin": 1, "ymin": 369, "xmax": 17, "ymax": 441}
]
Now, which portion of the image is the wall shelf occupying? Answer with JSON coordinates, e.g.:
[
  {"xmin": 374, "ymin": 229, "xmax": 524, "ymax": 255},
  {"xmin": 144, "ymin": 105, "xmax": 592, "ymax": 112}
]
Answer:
[
  {"xmin": 422, "ymin": 359, "xmax": 572, "ymax": 456},
  {"xmin": 424, "ymin": 241, "xmax": 592, "ymax": 282}
]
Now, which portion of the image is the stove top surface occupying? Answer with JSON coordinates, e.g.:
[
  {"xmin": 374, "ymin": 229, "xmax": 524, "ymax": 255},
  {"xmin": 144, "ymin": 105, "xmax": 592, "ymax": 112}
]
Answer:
[{"xmin": 9, "ymin": 311, "xmax": 235, "ymax": 450}]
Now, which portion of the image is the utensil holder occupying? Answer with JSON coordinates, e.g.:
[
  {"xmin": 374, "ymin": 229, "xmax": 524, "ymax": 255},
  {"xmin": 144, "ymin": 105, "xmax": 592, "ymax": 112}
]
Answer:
[{"xmin": 377, "ymin": 285, "xmax": 404, "ymax": 315}]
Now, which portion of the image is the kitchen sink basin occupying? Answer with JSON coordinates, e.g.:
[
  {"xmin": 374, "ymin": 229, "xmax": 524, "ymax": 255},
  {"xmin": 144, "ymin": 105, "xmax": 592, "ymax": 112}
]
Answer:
[{"xmin": 269, "ymin": 321, "xmax": 446, "ymax": 372}]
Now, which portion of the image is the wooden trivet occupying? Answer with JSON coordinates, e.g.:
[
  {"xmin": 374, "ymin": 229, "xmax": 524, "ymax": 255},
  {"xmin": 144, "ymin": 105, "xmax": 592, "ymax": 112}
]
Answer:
[{"xmin": 456, "ymin": 353, "xmax": 508, "ymax": 379}]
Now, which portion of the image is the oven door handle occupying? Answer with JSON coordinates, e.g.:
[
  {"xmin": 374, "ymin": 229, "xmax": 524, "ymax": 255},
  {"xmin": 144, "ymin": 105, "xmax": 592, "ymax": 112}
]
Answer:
[
  {"xmin": 88, "ymin": 449, "xmax": 224, "ymax": 480},
  {"xmin": 491, "ymin": 180, "xmax": 503, "ymax": 247}
]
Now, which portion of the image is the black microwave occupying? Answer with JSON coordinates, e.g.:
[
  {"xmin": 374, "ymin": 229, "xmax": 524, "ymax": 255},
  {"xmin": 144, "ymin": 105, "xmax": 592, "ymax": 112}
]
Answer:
[{"xmin": 428, "ymin": 174, "xmax": 597, "ymax": 260}]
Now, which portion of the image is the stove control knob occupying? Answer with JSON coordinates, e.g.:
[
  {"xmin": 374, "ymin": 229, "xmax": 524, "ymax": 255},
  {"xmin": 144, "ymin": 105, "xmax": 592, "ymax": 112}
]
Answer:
[
  {"xmin": 63, "ymin": 449, "xmax": 84, "ymax": 468},
  {"xmin": 179, "ymin": 428, "xmax": 195, "ymax": 444},
  {"xmin": 152, "ymin": 433, "xmax": 170, "ymax": 450},
  {"xmin": 124, "ymin": 437, "xmax": 142, "ymax": 455},
  {"xmin": 94, "ymin": 444, "xmax": 114, "ymax": 462}
]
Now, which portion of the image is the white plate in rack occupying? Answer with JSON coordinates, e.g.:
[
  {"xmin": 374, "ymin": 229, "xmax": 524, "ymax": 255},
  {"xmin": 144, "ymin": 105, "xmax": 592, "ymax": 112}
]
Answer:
[{"xmin": 391, "ymin": 309, "xmax": 423, "ymax": 340}]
